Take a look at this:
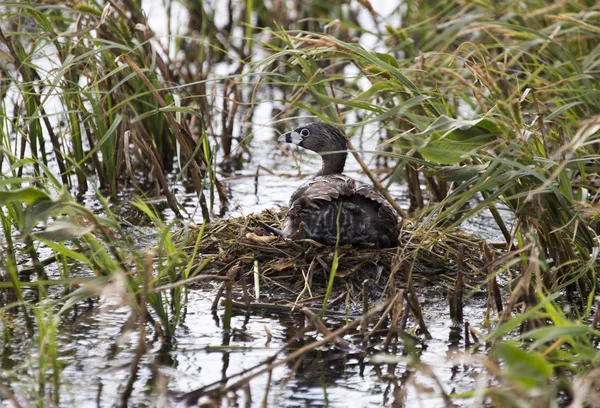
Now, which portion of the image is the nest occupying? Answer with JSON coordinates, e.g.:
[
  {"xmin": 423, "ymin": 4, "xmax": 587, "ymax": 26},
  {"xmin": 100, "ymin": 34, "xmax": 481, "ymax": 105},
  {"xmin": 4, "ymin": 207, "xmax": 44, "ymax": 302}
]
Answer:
[{"xmin": 180, "ymin": 209, "xmax": 489, "ymax": 312}]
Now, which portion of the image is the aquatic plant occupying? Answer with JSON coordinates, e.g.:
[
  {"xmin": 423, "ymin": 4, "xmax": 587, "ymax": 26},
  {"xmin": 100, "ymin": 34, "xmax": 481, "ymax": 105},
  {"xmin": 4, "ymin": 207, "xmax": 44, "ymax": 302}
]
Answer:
[{"xmin": 0, "ymin": 0, "xmax": 599, "ymax": 406}]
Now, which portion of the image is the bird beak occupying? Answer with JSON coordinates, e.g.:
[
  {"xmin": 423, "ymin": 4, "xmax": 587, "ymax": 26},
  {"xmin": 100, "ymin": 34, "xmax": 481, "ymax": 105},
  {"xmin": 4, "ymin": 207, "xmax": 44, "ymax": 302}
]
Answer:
[{"xmin": 278, "ymin": 131, "xmax": 302, "ymax": 145}]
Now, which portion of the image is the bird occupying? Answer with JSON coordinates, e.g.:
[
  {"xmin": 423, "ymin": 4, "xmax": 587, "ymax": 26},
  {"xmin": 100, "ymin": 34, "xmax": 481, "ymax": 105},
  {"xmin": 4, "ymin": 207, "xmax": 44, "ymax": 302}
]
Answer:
[{"xmin": 274, "ymin": 122, "xmax": 401, "ymax": 248}]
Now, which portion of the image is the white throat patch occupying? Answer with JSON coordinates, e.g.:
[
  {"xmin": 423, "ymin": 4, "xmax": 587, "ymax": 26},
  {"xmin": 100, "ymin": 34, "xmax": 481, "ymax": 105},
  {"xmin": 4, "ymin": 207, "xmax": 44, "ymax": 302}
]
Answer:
[{"xmin": 289, "ymin": 131, "xmax": 302, "ymax": 145}]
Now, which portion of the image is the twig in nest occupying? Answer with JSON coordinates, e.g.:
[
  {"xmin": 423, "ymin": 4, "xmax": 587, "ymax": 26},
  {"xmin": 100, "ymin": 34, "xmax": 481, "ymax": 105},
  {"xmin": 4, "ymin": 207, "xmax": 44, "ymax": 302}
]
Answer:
[
  {"xmin": 290, "ymin": 221, "xmax": 305, "ymax": 239},
  {"xmin": 293, "ymin": 256, "xmax": 316, "ymax": 310}
]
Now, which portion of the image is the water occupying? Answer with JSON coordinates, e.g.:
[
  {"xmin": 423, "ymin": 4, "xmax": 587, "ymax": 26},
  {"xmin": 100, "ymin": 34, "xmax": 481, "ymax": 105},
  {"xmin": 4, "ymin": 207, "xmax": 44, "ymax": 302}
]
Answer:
[{"xmin": 45, "ymin": 291, "xmax": 488, "ymax": 407}]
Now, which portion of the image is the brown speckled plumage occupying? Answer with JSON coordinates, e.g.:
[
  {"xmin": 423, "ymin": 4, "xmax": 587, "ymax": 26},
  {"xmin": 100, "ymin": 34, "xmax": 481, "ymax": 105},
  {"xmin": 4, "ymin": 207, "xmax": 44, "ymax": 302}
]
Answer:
[{"xmin": 279, "ymin": 123, "xmax": 401, "ymax": 247}]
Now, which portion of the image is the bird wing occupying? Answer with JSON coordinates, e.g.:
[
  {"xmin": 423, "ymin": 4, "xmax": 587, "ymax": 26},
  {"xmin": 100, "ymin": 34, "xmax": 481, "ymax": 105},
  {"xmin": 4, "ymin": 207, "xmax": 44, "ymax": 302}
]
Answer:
[
  {"xmin": 289, "ymin": 175, "xmax": 400, "ymax": 225},
  {"xmin": 354, "ymin": 182, "xmax": 401, "ymax": 226},
  {"xmin": 289, "ymin": 174, "xmax": 354, "ymax": 205}
]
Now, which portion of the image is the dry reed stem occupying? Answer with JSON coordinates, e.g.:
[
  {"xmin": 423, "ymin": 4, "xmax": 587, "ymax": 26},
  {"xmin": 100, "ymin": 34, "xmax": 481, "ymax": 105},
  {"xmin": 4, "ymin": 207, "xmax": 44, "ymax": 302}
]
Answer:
[
  {"xmin": 118, "ymin": 54, "xmax": 228, "ymax": 211},
  {"xmin": 384, "ymin": 289, "xmax": 405, "ymax": 348},
  {"xmin": 302, "ymin": 308, "xmax": 352, "ymax": 349},
  {"xmin": 549, "ymin": 14, "xmax": 600, "ymax": 34},
  {"xmin": 361, "ymin": 292, "xmax": 400, "ymax": 346},
  {"xmin": 406, "ymin": 292, "xmax": 431, "ymax": 339},
  {"xmin": 0, "ymin": 28, "xmax": 70, "ymax": 186},
  {"xmin": 455, "ymin": 245, "xmax": 465, "ymax": 323},
  {"xmin": 0, "ymin": 384, "xmax": 25, "ymax": 408}
]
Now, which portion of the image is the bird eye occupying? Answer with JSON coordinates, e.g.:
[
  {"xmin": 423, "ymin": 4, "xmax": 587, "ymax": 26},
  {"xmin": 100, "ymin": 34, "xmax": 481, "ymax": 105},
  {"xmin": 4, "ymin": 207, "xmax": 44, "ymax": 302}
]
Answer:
[{"xmin": 300, "ymin": 128, "xmax": 310, "ymax": 137}]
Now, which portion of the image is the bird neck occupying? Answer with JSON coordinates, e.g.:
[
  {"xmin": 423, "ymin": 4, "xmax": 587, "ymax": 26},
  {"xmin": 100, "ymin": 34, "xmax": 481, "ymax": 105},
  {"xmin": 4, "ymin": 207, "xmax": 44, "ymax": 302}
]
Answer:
[{"xmin": 316, "ymin": 151, "xmax": 347, "ymax": 176}]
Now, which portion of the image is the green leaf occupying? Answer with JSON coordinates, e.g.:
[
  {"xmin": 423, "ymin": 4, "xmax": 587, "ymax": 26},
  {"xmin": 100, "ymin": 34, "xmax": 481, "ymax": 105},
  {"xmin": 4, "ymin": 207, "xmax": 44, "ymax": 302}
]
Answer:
[
  {"xmin": 0, "ymin": 187, "xmax": 50, "ymax": 205},
  {"xmin": 34, "ymin": 218, "xmax": 95, "ymax": 241},
  {"xmin": 355, "ymin": 80, "xmax": 397, "ymax": 101},
  {"xmin": 559, "ymin": 170, "xmax": 574, "ymax": 202},
  {"xmin": 58, "ymin": 277, "xmax": 111, "ymax": 315},
  {"xmin": 0, "ymin": 178, "xmax": 31, "ymax": 187},
  {"xmin": 37, "ymin": 238, "xmax": 91, "ymax": 264},
  {"xmin": 495, "ymin": 342, "xmax": 552, "ymax": 388},
  {"xmin": 424, "ymin": 164, "xmax": 488, "ymax": 181},
  {"xmin": 364, "ymin": 95, "xmax": 431, "ymax": 128},
  {"xmin": 522, "ymin": 325, "xmax": 594, "ymax": 351},
  {"xmin": 396, "ymin": 115, "xmax": 499, "ymax": 164},
  {"xmin": 545, "ymin": 102, "xmax": 585, "ymax": 121},
  {"xmin": 24, "ymin": 188, "xmax": 73, "ymax": 228},
  {"xmin": 486, "ymin": 292, "xmax": 561, "ymax": 340},
  {"xmin": 373, "ymin": 52, "xmax": 399, "ymax": 68}
]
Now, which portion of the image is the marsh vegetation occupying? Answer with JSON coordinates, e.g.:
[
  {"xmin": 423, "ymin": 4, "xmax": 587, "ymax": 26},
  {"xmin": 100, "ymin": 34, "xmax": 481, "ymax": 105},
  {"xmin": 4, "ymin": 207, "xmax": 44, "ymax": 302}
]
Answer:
[{"xmin": 0, "ymin": 0, "xmax": 600, "ymax": 406}]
